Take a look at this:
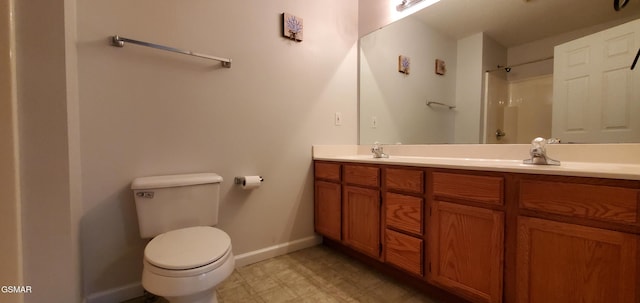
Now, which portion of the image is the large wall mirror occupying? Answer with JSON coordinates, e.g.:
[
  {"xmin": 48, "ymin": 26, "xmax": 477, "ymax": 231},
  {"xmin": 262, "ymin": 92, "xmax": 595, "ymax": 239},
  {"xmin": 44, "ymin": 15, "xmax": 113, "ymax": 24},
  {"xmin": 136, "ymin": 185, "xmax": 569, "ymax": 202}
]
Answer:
[{"xmin": 359, "ymin": 0, "xmax": 640, "ymax": 145}]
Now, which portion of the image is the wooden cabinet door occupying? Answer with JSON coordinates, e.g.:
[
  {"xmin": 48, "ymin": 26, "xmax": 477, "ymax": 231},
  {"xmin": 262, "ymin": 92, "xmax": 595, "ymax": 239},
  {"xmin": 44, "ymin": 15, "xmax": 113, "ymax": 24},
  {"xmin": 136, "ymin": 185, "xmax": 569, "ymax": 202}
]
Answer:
[
  {"xmin": 314, "ymin": 180, "xmax": 341, "ymax": 241},
  {"xmin": 517, "ymin": 216, "xmax": 639, "ymax": 303},
  {"xmin": 428, "ymin": 201, "xmax": 504, "ymax": 303},
  {"xmin": 343, "ymin": 185, "xmax": 381, "ymax": 259}
]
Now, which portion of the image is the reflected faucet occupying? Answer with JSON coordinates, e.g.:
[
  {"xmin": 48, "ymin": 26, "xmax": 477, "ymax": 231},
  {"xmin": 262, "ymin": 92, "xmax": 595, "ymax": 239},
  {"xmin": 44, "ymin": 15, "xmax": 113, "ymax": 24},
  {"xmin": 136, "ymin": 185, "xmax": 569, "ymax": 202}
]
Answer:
[
  {"xmin": 371, "ymin": 142, "xmax": 389, "ymax": 158},
  {"xmin": 523, "ymin": 137, "xmax": 560, "ymax": 166}
]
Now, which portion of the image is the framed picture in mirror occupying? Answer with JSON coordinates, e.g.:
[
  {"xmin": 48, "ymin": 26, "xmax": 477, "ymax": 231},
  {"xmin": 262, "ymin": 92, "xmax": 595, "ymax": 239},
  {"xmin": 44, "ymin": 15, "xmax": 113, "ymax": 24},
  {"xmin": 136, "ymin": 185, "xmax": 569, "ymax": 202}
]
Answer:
[
  {"xmin": 399, "ymin": 55, "xmax": 410, "ymax": 74},
  {"xmin": 435, "ymin": 59, "xmax": 446, "ymax": 75}
]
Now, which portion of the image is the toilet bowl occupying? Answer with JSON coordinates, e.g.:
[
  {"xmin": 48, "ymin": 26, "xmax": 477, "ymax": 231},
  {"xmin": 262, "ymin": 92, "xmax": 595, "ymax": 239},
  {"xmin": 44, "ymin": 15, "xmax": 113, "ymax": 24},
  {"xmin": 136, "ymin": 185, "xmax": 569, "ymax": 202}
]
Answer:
[{"xmin": 142, "ymin": 226, "xmax": 234, "ymax": 303}]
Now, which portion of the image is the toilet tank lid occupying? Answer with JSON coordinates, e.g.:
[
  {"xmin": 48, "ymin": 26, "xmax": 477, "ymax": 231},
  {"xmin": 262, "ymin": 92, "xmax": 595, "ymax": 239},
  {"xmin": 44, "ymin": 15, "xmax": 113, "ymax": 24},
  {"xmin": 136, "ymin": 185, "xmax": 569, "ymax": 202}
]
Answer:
[{"xmin": 131, "ymin": 173, "xmax": 223, "ymax": 190}]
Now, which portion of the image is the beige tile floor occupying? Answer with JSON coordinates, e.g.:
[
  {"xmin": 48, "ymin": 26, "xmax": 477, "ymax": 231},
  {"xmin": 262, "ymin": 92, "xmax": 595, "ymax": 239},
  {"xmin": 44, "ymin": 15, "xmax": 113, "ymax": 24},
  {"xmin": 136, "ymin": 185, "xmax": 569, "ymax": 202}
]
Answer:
[{"xmin": 125, "ymin": 244, "xmax": 440, "ymax": 303}]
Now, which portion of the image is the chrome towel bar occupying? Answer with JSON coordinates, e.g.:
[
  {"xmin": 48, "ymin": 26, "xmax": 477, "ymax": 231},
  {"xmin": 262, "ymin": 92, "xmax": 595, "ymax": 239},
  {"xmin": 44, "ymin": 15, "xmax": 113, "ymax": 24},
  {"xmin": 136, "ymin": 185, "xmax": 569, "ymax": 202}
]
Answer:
[
  {"xmin": 426, "ymin": 101, "xmax": 456, "ymax": 109},
  {"xmin": 110, "ymin": 35, "xmax": 232, "ymax": 68}
]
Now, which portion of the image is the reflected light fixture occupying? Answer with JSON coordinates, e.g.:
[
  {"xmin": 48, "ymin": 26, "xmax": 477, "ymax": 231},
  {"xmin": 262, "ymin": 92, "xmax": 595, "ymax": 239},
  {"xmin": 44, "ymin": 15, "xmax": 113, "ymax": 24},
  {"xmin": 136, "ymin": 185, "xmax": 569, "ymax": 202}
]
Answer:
[{"xmin": 396, "ymin": 0, "xmax": 439, "ymax": 11}]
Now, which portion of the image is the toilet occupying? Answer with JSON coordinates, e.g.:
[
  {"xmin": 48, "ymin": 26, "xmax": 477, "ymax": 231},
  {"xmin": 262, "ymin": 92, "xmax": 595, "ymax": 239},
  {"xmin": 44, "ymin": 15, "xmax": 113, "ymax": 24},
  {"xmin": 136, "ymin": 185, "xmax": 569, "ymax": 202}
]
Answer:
[{"xmin": 131, "ymin": 173, "xmax": 234, "ymax": 303}]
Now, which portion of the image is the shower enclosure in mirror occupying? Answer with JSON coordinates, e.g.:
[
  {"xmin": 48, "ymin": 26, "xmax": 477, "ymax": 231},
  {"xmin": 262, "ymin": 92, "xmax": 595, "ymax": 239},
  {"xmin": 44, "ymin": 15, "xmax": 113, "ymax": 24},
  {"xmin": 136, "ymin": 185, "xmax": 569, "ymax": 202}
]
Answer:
[
  {"xmin": 359, "ymin": 0, "xmax": 640, "ymax": 145},
  {"xmin": 483, "ymin": 70, "xmax": 553, "ymax": 144}
]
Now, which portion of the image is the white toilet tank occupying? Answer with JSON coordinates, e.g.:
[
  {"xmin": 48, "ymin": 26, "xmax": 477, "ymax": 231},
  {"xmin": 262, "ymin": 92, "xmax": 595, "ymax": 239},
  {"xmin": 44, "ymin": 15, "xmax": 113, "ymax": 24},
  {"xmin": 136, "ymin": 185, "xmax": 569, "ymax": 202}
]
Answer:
[{"xmin": 131, "ymin": 173, "xmax": 223, "ymax": 238}]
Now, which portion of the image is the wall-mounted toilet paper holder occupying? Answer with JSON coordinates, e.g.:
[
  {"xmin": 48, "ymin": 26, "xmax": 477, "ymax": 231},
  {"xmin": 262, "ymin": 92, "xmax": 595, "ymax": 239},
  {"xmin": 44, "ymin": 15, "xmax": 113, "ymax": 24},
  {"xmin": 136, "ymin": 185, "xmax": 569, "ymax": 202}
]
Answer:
[{"xmin": 234, "ymin": 176, "xmax": 264, "ymax": 185}]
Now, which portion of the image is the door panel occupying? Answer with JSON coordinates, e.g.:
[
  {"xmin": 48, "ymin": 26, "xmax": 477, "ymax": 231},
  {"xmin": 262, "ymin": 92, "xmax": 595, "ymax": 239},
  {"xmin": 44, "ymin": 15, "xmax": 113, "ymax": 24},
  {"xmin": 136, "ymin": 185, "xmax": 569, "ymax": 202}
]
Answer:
[
  {"xmin": 517, "ymin": 216, "xmax": 639, "ymax": 303},
  {"xmin": 553, "ymin": 19, "xmax": 640, "ymax": 143}
]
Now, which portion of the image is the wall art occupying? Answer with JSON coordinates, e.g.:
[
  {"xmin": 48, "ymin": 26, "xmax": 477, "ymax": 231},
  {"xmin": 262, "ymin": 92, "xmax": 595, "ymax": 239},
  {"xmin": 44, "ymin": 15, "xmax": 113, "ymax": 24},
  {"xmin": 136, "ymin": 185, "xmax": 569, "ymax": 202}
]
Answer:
[
  {"xmin": 282, "ymin": 13, "xmax": 303, "ymax": 42},
  {"xmin": 435, "ymin": 59, "xmax": 446, "ymax": 75},
  {"xmin": 398, "ymin": 55, "xmax": 410, "ymax": 74}
]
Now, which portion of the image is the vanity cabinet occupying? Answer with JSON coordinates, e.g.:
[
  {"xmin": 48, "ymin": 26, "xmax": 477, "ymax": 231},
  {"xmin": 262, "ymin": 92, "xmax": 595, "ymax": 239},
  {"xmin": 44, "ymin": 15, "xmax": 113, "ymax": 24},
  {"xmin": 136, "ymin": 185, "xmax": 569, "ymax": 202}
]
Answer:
[
  {"xmin": 384, "ymin": 167, "xmax": 425, "ymax": 276},
  {"xmin": 428, "ymin": 171, "xmax": 505, "ymax": 303},
  {"xmin": 515, "ymin": 175, "xmax": 640, "ymax": 303},
  {"xmin": 313, "ymin": 160, "xmax": 640, "ymax": 303}
]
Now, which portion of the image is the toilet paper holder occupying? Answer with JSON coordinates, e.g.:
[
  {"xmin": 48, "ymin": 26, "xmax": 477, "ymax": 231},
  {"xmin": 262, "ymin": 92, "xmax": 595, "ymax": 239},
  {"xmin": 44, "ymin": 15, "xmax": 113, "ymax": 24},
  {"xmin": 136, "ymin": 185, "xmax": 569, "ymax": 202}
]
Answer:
[{"xmin": 234, "ymin": 176, "xmax": 264, "ymax": 185}]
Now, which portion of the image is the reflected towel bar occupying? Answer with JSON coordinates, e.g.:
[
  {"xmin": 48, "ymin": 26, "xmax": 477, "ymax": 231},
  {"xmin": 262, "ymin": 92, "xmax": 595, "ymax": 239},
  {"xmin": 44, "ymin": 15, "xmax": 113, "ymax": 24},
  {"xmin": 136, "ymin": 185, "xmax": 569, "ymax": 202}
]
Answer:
[
  {"xmin": 426, "ymin": 101, "xmax": 456, "ymax": 109},
  {"xmin": 110, "ymin": 35, "xmax": 232, "ymax": 68}
]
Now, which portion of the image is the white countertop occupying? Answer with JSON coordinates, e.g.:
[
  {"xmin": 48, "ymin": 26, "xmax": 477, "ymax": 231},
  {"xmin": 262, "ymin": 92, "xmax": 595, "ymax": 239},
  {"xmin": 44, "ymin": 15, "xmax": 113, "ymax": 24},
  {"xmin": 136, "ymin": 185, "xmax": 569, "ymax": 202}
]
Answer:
[{"xmin": 312, "ymin": 145, "xmax": 640, "ymax": 180}]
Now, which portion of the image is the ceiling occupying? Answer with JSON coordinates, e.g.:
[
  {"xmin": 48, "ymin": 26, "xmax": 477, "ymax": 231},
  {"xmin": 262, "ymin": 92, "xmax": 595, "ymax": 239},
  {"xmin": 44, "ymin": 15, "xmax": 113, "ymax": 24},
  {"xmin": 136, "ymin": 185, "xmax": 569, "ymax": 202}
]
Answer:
[{"xmin": 413, "ymin": 0, "xmax": 640, "ymax": 47}]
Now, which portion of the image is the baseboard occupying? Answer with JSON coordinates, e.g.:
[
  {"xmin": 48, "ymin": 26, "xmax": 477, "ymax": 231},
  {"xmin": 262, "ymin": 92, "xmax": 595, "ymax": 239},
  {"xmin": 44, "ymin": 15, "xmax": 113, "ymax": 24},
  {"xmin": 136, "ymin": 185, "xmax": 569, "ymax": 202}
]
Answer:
[
  {"xmin": 233, "ymin": 235, "xmax": 322, "ymax": 267},
  {"xmin": 85, "ymin": 281, "xmax": 143, "ymax": 303},
  {"xmin": 85, "ymin": 235, "xmax": 322, "ymax": 303}
]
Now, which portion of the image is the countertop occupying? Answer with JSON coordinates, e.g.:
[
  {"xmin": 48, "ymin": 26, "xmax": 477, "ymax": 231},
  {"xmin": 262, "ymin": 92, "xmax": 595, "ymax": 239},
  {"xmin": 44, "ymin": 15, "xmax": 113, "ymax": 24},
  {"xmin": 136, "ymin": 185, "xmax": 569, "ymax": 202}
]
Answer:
[{"xmin": 312, "ymin": 145, "xmax": 640, "ymax": 180}]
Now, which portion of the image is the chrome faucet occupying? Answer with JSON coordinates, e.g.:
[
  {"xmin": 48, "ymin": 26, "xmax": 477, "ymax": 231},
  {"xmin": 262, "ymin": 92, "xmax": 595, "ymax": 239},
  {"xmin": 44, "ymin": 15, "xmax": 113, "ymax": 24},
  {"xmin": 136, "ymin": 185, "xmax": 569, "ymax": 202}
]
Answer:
[
  {"xmin": 523, "ymin": 137, "xmax": 560, "ymax": 166},
  {"xmin": 371, "ymin": 143, "xmax": 389, "ymax": 158}
]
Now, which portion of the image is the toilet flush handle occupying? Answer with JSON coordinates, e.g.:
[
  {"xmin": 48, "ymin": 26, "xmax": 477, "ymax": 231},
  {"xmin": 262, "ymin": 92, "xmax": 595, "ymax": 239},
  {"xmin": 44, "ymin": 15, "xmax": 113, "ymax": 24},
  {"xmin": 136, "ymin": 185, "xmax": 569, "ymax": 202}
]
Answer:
[{"xmin": 136, "ymin": 191, "xmax": 155, "ymax": 199}]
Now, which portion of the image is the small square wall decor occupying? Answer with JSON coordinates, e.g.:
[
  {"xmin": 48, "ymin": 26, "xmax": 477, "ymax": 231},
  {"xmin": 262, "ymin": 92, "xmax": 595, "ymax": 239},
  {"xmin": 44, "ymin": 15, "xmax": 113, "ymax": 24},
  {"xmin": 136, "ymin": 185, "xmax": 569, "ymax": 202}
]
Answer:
[
  {"xmin": 398, "ymin": 55, "xmax": 410, "ymax": 74},
  {"xmin": 282, "ymin": 13, "xmax": 303, "ymax": 42},
  {"xmin": 435, "ymin": 59, "xmax": 446, "ymax": 75}
]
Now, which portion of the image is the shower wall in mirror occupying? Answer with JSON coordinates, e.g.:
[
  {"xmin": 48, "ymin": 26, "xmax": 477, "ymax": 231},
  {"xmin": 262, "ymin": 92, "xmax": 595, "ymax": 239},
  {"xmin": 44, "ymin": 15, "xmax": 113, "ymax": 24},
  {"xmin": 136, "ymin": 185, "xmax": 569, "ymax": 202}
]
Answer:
[
  {"xmin": 484, "ymin": 72, "xmax": 553, "ymax": 144},
  {"xmin": 359, "ymin": 0, "xmax": 640, "ymax": 145}
]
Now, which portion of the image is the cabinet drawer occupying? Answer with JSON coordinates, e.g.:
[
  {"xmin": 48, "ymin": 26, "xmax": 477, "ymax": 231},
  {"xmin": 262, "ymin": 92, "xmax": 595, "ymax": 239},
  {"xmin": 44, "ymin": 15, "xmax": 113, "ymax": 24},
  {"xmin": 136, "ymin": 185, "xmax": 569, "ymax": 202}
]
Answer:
[
  {"xmin": 386, "ymin": 168, "xmax": 424, "ymax": 194},
  {"xmin": 385, "ymin": 229, "xmax": 423, "ymax": 276},
  {"xmin": 386, "ymin": 193, "xmax": 423, "ymax": 235},
  {"xmin": 433, "ymin": 172, "xmax": 504, "ymax": 206},
  {"xmin": 520, "ymin": 179, "xmax": 640, "ymax": 225},
  {"xmin": 344, "ymin": 165, "xmax": 380, "ymax": 187},
  {"xmin": 314, "ymin": 162, "xmax": 341, "ymax": 182}
]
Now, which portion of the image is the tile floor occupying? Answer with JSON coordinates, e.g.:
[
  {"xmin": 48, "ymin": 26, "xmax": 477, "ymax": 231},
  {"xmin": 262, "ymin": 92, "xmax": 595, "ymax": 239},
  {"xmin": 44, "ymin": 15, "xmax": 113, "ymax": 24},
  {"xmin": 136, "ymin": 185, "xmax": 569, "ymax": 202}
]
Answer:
[{"xmin": 125, "ymin": 244, "xmax": 440, "ymax": 303}]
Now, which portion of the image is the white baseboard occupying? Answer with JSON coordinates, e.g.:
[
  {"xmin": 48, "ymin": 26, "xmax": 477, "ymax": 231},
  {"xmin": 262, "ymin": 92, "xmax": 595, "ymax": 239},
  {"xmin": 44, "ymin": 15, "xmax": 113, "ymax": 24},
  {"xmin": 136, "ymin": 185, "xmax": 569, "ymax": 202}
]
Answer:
[
  {"xmin": 233, "ymin": 235, "xmax": 322, "ymax": 267},
  {"xmin": 85, "ymin": 235, "xmax": 322, "ymax": 303}
]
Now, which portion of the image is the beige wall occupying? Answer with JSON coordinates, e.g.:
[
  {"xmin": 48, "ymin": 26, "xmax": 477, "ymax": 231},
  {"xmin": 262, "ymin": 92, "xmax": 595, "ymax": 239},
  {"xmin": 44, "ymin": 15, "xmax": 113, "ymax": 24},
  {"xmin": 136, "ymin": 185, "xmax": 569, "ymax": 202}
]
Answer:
[
  {"xmin": 0, "ymin": 0, "xmax": 23, "ymax": 302},
  {"xmin": 359, "ymin": 15, "xmax": 457, "ymax": 144},
  {"xmin": 14, "ymin": 0, "xmax": 82, "ymax": 302},
  {"xmin": 77, "ymin": 0, "xmax": 358, "ymax": 297}
]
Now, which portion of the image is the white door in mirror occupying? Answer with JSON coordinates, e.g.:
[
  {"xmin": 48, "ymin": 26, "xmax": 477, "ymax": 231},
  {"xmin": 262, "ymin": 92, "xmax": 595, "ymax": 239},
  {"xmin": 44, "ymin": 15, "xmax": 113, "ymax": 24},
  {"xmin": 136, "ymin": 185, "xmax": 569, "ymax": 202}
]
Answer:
[{"xmin": 553, "ymin": 18, "xmax": 640, "ymax": 143}]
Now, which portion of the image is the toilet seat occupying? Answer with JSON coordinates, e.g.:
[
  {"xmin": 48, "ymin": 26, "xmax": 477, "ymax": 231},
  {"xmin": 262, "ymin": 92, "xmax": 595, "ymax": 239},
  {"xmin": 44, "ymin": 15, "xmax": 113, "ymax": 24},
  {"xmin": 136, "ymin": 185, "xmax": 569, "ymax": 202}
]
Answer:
[
  {"xmin": 144, "ymin": 247, "xmax": 232, "ymax": 278},
  {"xmin": 144, "ymin": 226, "xmax": 231, "ymax": 277}
]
